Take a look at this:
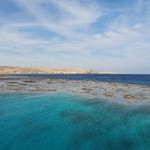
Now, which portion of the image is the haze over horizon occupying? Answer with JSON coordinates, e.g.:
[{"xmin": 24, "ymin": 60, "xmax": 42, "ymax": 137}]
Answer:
[{"xmin": 0, "ymin": 0, "xmax": 150, "ymax": 74}]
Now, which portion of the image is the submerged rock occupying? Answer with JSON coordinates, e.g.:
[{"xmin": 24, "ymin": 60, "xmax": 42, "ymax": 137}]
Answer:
[
  {"xmin": 123, "ymin": 94, "xmax": 146, "ymax": 100},
  {"xmin": 104, "ymin": 92, "xmax": 115, "ymax": 97}
]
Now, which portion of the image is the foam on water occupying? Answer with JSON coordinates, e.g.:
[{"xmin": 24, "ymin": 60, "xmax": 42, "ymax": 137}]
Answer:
[{"xmin": 0, "ymin": 93, "xmax": 150, "ymax": 150}]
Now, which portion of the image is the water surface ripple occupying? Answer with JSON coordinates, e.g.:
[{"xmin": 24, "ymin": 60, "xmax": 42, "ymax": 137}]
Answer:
[{"xmin": 0, "ymin": 93, "xmax": 150, "ymax": 150}]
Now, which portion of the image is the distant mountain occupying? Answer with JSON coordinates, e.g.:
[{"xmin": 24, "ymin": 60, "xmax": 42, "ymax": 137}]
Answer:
[{"xmin": 0, "ymin": 66, "xmax": 99, "ymax": 74}]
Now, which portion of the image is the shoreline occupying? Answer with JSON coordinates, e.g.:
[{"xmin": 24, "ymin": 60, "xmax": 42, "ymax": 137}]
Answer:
[
  {"xmin": 0, "ymin": 66, "xmax": 98, "ymax": 74},
  {"xmin": 0, "ymin": 75, "xmax": 150, "ymax": 105},
  {"xmin": 0, "ymin": 66, "xmax": 123, "ymax": 74}
]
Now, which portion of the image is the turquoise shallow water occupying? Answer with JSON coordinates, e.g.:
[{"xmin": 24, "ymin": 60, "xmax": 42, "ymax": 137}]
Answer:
[{"xmin": 0, "ymin": 93, "xmax": 150, "ymax": 150}]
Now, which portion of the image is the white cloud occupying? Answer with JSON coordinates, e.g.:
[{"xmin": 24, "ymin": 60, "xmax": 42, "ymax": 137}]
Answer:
[{"xmin": 13, "ymin": 0, "xmax": 103, "ymax": 38}]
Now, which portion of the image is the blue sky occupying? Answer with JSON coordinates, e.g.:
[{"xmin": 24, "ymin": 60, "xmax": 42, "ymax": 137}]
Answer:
[{"xmin": 0, "ymin": 0, "xmax": 150, "ymax": 73}]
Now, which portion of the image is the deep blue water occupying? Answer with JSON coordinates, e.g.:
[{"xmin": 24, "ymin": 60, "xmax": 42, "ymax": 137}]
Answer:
[
  {"xmin": 0, "ymin": 93, "xmax": 150, "ymax": 150},
  {"xmin": 15, "ymin": 74, "xmax": 150, "ymax": 86}
]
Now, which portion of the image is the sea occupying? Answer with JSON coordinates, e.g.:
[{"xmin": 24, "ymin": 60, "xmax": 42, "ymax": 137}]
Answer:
[
  {"xmin": 0, "ymin": 74, "xmax": 150, "ymax": 150},
  {"xmin": 15, "ymin": 74, "xmax": 150, "ymax": 86}
]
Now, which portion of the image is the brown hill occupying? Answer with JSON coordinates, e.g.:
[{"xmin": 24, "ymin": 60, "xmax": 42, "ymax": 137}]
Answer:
[{"xmin": 0, "ymin": 66, "xmax": 98, "ymax": 74}]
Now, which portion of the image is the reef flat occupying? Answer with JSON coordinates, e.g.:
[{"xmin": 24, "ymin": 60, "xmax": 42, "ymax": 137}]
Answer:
[{"xmin": 0, "ymin": 75, "xmax": 150, "ymax": 105}]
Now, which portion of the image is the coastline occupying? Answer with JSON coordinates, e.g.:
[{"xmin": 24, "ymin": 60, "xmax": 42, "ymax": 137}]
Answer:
[
  {"xmin": 0, "ymin": 66, "xmax": 121, "ymax": 74},
  {"xmin": 0, "ymin": 66, "xmax": 98, "ymax": 74},
  {"xmin": 0, "ymin": 75, "xmax": 150, "ymax": 105}
]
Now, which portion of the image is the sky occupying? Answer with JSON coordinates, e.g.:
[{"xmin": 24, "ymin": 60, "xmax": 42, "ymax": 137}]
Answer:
[{"xmin": 0, "ymin": 0, "xmax": 150, "ymax": 73}]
